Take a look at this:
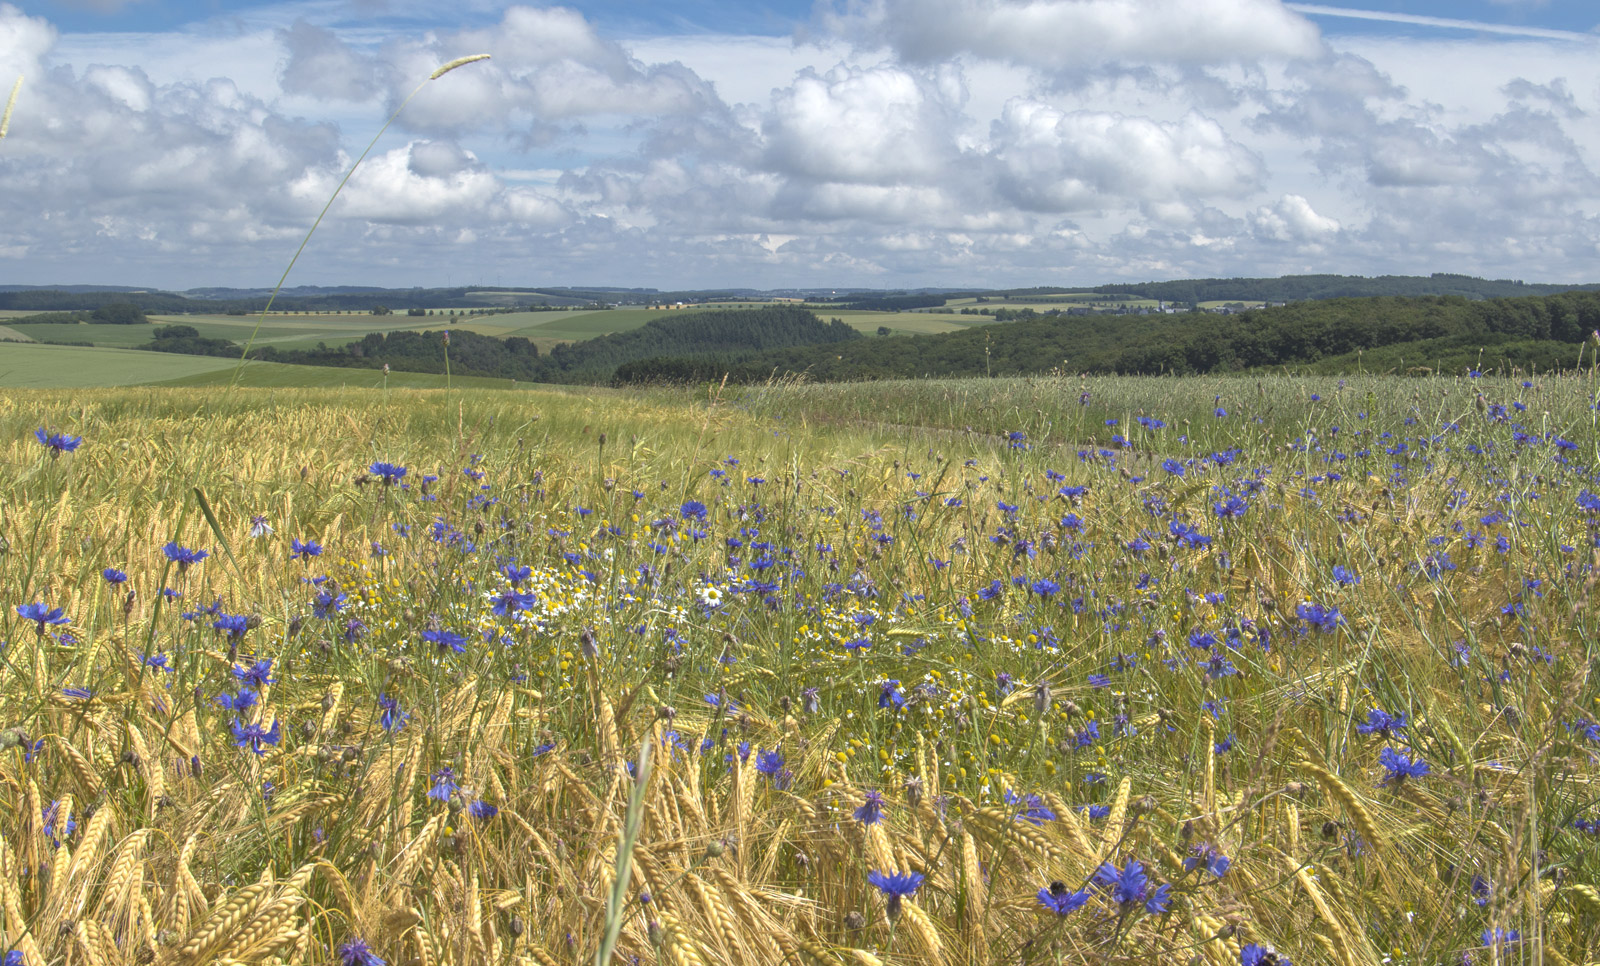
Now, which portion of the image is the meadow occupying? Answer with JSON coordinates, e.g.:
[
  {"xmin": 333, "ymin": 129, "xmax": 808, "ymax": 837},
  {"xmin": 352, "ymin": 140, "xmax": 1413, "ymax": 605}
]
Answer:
[{"xmin": 2, "ymin": 371, "xmax": 1598, "ymax": 966}]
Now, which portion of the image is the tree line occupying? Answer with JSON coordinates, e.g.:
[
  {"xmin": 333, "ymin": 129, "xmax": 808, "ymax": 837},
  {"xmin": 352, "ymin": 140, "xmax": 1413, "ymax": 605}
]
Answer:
[{"xmin": 617, "ymin": 291, "xmax": 1600, "ymax": 383}]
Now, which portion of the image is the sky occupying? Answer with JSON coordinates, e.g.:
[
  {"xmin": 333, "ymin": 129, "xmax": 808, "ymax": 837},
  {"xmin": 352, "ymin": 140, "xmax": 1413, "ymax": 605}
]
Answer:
[{"xmin": 3, "ymin": 1, "xmax": 1600, "ymax": 290}]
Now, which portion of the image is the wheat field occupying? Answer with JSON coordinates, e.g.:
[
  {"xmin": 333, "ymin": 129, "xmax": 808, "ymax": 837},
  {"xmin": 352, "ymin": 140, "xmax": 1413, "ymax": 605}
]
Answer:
[{"xmin": 1, "ymin": 373, "xmax": 1598, "ymax": 965}]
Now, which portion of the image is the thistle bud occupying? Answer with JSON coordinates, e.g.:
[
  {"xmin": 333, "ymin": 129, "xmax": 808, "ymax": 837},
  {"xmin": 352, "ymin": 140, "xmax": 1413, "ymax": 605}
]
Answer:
[
  {"xmin": 579, "ymin": 628, "xmax": 598, "ymax": 660},
  {"xmin": 1033, "ymin": 681, "xmax": 1052, "ymax": 717}
]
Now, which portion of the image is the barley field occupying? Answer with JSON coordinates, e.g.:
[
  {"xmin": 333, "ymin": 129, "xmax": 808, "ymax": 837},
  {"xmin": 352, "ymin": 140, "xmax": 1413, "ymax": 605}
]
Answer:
[{"xmin": 2, "ymin": 372, "xmax": 1599, "ymax": 966}]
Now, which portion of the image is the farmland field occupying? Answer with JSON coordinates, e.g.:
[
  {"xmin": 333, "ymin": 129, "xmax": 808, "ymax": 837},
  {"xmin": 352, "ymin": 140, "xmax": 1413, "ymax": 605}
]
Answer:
[
  {"xmin": 0, "ymin": 342, "xmax": 246, "ymax": 386},
  {"xmin": 3, "ymin": 372, "xmax": 1597, "ymax": 966}
]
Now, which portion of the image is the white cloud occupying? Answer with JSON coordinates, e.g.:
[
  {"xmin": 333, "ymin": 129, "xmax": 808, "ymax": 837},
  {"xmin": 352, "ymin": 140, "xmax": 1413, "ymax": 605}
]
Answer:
[
  {"xmin": 813, "ymin": 0, "xmax": 1323, "ymax": 67},
  {"xmin": 8, "ymin": 1, "xmax": 1600, "ymax": 287},
  {"xmin": 762, "ymin": 64, "xmax": 963, "ymax": 185},
  {"xmin": 1251, "ymin": 193, "xmax": 1340, "ymax": 241},
  {"xmin": 989, "ymin": 100, "xmax": 1264, "ymax": 211}
]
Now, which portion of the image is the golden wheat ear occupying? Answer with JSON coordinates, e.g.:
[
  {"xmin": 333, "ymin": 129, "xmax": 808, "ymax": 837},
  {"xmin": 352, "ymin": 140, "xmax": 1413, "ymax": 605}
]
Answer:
[{"xmin": 0, "ymin": 74, "xmax": 22, "ymax": 140}]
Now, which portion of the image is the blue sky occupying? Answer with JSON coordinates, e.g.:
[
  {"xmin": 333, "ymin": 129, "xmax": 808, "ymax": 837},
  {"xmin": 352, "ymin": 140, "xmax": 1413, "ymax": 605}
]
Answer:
[
  {"xmin": 6, "ymin": 0, "xmax": 1600, "ymax": 288},
  {"xmin": 35, "ymin": 1, "xmax": 1600, "ymax": 36}
]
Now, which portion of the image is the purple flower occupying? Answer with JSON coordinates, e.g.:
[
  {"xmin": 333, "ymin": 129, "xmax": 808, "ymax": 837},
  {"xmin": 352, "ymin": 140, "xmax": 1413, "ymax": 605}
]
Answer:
[
  {"xmin": 231, "ymin": 718, "xmax": 281, "ymax": 756},
  {"xmin": 1355, "ymin": 708, "xmax": 1406, "ymax": 740},
  {"xmin": 338, "ymin": 937, "xmax": 386, "ymax": 966},
  {"xmin": 161, "ymin": 542, "xmax": 209, "ymax": 571},
  {"xmin": 368, "ymin": 462, "xmax": 407, "ymax": 485},
  {"xmin": 1184, "ymin": 845, "xmax": 1231, "ymax": 878},
  {"xmin": 1294, "ymin": 601, "xmax": 1344, "ymax": 633},
  {"xmin": 855, "ymin": 790, "xmax": 886, "ymax": 825},
  {"xmin": 377, "ymin": 693, "xmax": 409, "ymax": 732},
  {"xmin": 216, "ymin": 689, "xmax": 258, "ymax": 713},
  {"xmin": 232, "ymin": 659, "xmax": 275, "ymax": 688},
  {"xmin": 428, "ymin": 766, "xmax": 459, "ymax": 802},
  {"xmin": 290, "ymin": 538, "xmax": 323, "ymax": 561},
  {"xmin": 878, "ymin": 679, "xmax": 905, "ymax": 710},
  {"xmin": 15, "ymin": 602, "xmax": 70, "ymax": 636},
  {"xmin": 34, "ymin": 428, "xmax": 83, "ymax": 456},
  {"xmin": 1037, "ymin": 881, "xmax": 1092, "ymax": 916},
  {"xmin": 867, "ymin": 869, "xmax": 923, "ymax": 919},
  {"xmin": 1377, "ymin": 746, "xmax": 1429, "ymax": 786},
  {"xmin": 1093, "ymin": 859, "xmax": 1171, "ymax": 913},
  {"xmin": 1240, "ymin": 944, "xmax": 1291, "ymax": 966},
  {"xmin": 423, "ymin": 629, "xmax": 468, "ymax": 654}
]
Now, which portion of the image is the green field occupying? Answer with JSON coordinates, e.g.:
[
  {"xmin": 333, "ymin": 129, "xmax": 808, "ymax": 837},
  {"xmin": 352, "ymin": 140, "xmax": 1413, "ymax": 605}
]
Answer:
[{"xmin": 0, "ymin": 342, "xmax": 245, "ymax": 386}]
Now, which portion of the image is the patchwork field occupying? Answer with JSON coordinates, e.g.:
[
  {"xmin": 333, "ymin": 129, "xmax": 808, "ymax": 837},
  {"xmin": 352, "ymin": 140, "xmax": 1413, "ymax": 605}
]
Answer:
[{"xmin": 2, "ymin": 372, "xmax": 1595, "ymax": 966}]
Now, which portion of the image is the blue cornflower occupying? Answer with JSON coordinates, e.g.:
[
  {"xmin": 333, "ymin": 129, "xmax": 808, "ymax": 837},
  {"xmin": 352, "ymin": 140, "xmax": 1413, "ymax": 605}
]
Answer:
[
  {"xmin": 423, "ymin": 629, "xmax": 468, "ymax": 654},
  {"xmin": 231, "ymin": 718, "xmax": 281, "ymax": 756},
  {"xmin": 855, "ymin": 790, "xmax": 886, "ymax": 825},
  {"xmin": 499, "ymin": 563, "xmax": 531, "ymax": 585},
  {"xmin": 5, "ymin": 949, "xmax": 26, "ymax": 966},
  {"xmin": 232, "ymin": 659, "xmax": 275, "ymax": 688},
  {"xmin": 1162, "ymin": 458, "xmax": 1186, "ymax": 476},
  {"xmin": 1183, "ymin": 845, "xmax": 1232, "ymax": 878},
  {"xmin": 1295, "ymin": 601, "xmax": 1344, "ymax": 633},
  {"xmin": 878, "ymin": 680, "xmax": 906, "ymax": 710},
  {"xmin": 338, "ymin": 937, "xmax": 387, "ymax": 966},
  {"xmin": 755, "ymin": 748, "xmax": 785, "ymax": 777},
  {"xmin": 62, "ymin": 686, "xmax": 92, "ymax": 700},
  {"xmin": 161, "ymin": 542, "xmax": 209, "ymax": 571},
  {"xmin": 468, "ymin": 800, "xmax": 499, "ymax": 821},
  {"xmin": 377, "ymin": 693, "xmax": 409, "ymax": 732},
  {"xmin": 867, "ymin": 869, "xmax": 923, "ymax": 919},
  {"xmin": 212, "ymin": 614, "xmax": 250, "ymax": 641},
  {"xmin": 102, "ymin": 568, "xmax": 128, "ymax": 585},
  {"xmin": 1332, "ymin": 565, "xmax": 1360, "ymax": 587},
  {"xmin": 15, "ymin": 602, "xmax": 70, "ymax": 636},
  {"xmin": 1030, "ymin": 578, "xmax": 1060, "ymax": 597},
  {"xmin": 680, "ymin": 500, "xmax": 708, "ymax": 521},
  {"xmin": 1377, "ymin": 746, "xmax": 1429, "ymax": 786},
  {"xmin": 428, "ymin": 766, "xmax": 459, "ymax": 801},
  {"xmin": 1240, "ymin": 944, "xmax": 1291, "ymax": 966},
  {"xmin": 1004, "ymin": 790, "xmax": 1056, "ymax": 825},
  {"xmin": 216, "ymin": 688, "xmax": 257, "ymax": 713},
  {"xmin": 1093, "ymin": 859, "xmax": 1171, "ymax": 913},
  {"xmin": 1355, "ymin": 709, "xmax": 1407, "ymax": 740},
  {"xmin": 313, "ymin": 591, "xmax": 346, "ymax": 618},
  {"xmin": 290, "ymin": 538, "xmax": 323, "ymax": 561},
  {"xmin": 1482, "ymin": 927, "xmax": 1521, "ymax": 946},
  {"xmin": 1037, "ymin": 881, "xmax": 1092, "ymax": 916},
  {"xmin": 491, "ymin": 590, "xmax": 537, "ymax": 616},
  {"xmin": 368, "ymin": 462, "xmax": 407, "ymax": 485},
  {"xmin": 1212, "ymin": 495, "xmax": 1247, "ymax": 519},
  {"xmin": 34, "ymin": 428, "xmax": 83, "ymax": 456}
]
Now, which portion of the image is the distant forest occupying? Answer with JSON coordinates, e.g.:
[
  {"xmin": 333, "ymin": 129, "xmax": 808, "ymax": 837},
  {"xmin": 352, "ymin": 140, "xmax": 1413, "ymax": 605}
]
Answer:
[
  {"xmin": 1093, "ymin": 273, "xmax": 1600, "ymax": 303},
  {"xmin": 140, "ymin": 305, "xmax": 861, "ymax": 382},
  {"xmin": 619, "ymin": 292, "xmax": 1600, "ymax": 383}
]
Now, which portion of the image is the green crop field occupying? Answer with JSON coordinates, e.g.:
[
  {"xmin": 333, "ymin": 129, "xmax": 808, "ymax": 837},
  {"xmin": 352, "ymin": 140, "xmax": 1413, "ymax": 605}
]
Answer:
[
  {"xmin": 0, "ymin": 342, "xmax": 245, "ymax": 386},
  {"xmin": 4, "ymin": 370, "xmax": 1597, "ymax": 966}
]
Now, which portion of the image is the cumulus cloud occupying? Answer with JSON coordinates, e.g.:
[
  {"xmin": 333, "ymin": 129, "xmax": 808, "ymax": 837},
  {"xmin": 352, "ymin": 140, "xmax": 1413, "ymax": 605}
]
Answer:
[
  {"xmin": 813, "ymin": 0, "xmax": 1323, "ymax": 68},
  {"xmin": 277, "ymin": 21, "xmax": 381, "ymax": 102},
  {"xmin": 9, "ymin": 1, "xmax": 1600, "ymax": 287},
  {"xmin": 762, "ymin": 65, "xmax": 964, "ymax": 185},
  {"xmin": 989, "ymin": 100, "xmax": 1264, "ymax": 211},
  {"xmin": 1251, "ymin": 194, "xmax": 1340, "ymax": 241}
]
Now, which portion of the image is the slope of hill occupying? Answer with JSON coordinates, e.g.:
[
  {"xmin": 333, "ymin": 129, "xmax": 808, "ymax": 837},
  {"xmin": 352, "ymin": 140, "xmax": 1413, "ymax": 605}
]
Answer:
[{"xmin": 623, "ymin": 292, "xmax": 1600, "ymax": 382}]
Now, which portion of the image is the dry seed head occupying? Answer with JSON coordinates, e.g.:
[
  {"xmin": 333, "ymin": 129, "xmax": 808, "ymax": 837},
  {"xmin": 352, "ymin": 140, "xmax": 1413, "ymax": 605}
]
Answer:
[
  {"xmin": 430, "ymin": 54, "xmax": 491, "ymax": 80},
  {"xmin": 0, "ymin": 74, "xmax": 20, "ymax": 140}
]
